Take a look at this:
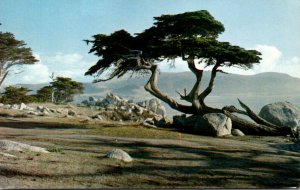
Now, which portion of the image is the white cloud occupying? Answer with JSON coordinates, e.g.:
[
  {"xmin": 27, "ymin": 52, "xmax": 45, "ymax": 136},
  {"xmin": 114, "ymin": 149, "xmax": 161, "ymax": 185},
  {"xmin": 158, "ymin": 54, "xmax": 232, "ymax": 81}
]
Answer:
[
  {"xmin": 5, "ymin": 52, "xmax": 95, "ymax": 85},
  {"xmin": 21, "ymin": 63, "xmax": 50, "ymax": 83},
  {"xmin": 222, "ymin": 45, "xmax": 300, "ymax": 78},
  {"xmin": 158, "ymin": 58, "xmax": 189, "ymax": 72}
]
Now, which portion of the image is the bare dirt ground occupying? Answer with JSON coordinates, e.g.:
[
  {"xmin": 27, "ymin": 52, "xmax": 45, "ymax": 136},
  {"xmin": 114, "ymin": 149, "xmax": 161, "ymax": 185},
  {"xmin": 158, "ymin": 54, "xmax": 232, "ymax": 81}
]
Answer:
[{"xmin": 0, "ymin": 114, "xmax": 299, "ymax": 188}]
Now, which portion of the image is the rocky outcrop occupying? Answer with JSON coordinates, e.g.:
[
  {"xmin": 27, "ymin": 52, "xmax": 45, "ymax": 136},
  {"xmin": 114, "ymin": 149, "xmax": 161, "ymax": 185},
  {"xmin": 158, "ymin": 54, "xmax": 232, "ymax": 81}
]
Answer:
[
  {"xmin": 259, "ymin": 102, "xmax": 300, "ymax": 131},
  {"xmin": 79, "ymin": 93, "xmax": 167, "ymax": 122},
  {"xmin": 106, "ymin": 149, "xmax": 133, "ymax": 162},
  {"xmin": 0, "ymin": 93, "xmax": 167, "ymax": 123},
  {"xmin": 147, "ymin": 98, "xmax": 166, "ymax": 117}
]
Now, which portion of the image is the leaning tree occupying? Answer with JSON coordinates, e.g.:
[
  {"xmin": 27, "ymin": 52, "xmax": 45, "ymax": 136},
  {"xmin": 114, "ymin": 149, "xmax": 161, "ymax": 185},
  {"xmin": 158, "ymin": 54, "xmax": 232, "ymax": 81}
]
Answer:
[
  {"xmin": 0, "ymin": 30, "xmax": 38, "ymax": 87},
  {"xmin": 85, "ymin": 10, "xmax": 291, "ymax": 136}
]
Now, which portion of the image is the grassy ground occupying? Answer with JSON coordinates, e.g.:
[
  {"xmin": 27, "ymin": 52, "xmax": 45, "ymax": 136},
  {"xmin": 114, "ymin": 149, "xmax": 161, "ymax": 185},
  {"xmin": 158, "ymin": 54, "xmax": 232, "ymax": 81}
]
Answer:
[{"xmin": 0, "ymin": 117, "xmax": 299, "ymax": 188}]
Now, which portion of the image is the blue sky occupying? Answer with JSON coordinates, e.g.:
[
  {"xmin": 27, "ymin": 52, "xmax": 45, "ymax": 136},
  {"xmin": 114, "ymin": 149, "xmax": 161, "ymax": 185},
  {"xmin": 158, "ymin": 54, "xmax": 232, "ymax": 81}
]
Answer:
[{"xmin": 0, "ymin": 0, "xmax": 300, "ymax": 84}]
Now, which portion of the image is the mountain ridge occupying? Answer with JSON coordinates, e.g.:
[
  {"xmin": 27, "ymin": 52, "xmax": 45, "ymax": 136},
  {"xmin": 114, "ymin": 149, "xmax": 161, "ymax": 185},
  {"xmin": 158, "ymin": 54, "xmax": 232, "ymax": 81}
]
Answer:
[{"xmin": 10, "ymin": 71, "xmax": 300, "ymax": 115}]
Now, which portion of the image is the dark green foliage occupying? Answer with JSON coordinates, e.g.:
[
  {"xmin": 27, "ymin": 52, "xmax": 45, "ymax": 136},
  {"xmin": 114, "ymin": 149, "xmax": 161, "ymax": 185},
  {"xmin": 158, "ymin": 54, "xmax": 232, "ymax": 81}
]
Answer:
[
  {"xmin": 35, "ymin": 86, "xmax": 53, "ymax": 102},
  {"xmin": 50, "ymin": 77, "xmax": 84, "ymax": 104},
  {"xmin": 85, "ymin": 10, "xmax": 261, "ymax": 82},
  {"xmin": 0, "ymin": 86, "xmax": 35, "ymax": 104}
]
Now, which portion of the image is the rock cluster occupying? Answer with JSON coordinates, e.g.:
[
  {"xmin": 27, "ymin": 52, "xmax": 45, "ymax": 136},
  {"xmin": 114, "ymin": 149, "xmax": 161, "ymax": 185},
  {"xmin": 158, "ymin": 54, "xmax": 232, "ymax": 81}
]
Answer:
[
  {"xmin": 80, "ymin": 93, "xmax": 167, "ymax": 121},
  {"xmin": 0, "ymin": 93, "xmax": 167, "ymax": 123},
  {"xmin": 0, "ymin": 102, "xmax": 77, "ymax": 117}
]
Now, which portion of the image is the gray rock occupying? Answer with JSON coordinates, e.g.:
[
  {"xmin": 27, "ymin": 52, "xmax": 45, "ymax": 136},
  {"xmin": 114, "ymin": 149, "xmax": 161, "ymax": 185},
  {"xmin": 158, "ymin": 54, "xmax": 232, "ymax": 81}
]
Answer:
[
  {"xmin": 147, "ymin": 98, "xmax": 166, "ymax": 117},
  {"xmin": 232, "ymin": 129, "xmax": 245, "ymax": 136},
  {"xmin": 259, "ymin": 102, "xmax": 300, "ymax": 128},
  {"xmin": 49, "ymin": 108, "xmax": 57, "ymax": 113},
  {"xmin": 156, "ymin": 104, "xmax": 166, "ymax": 117},
  {"xmin": 24, "ymin": 106, "xmax": 35, "ymax": 111},
  {"xmin": 106, "ymin": 149, "xmax": 133, "ymax": 162},
  {"xmin": 10, "ymin": 104, "xmax": 19, "ymax": 110},
  {"xmin": 92, "ymin": 114, "xmax": 103, "ymax": 121},
  {"xmin": 41, "ymin": 109, "xmax": 50, "ymax": 116},
  {"xmin": 19, "ymin": 103, "xmax": 27, "ymax": 110},
  {"xmin": 4, "ymin": 104, "xmax": 11, "ymax": 109},
  {"xmin": 68, "ymin": 109, "xmax": 77, "ymax": 116},
  {"xmin": 27, "ymin": 111, "xmax": 39, "ymax": 116},
  {"xmin": 43, "ymin": 107, "xmax": 51, "ymax": 113},
  {"xmin": 0, "ymin": 152, "xmax": 17, "ymax": 158},
  {"xmin": 56, "ymin": 108, "xmax": 67, "ymax": 114},
  {"xmin": 173, "ymin": 113, "xmax": 232, "ymax": 137},
  {"xmin": 148, "ymin": 98, "xmax": 159, "ymax": 113},
  {"xmin": 105, "ymin": 93, "xmax": 123, "ymax": 106},
  {"xmin": 200, "ymin": 113, "xmax": 232, "ymax": 137},
  {"xmin": 37, "ymin": 105, "xmax": 44, "ymax": 111},
  {"xmin": 0, "ymin": 140, "xmax": 49, "ymax": 153}
]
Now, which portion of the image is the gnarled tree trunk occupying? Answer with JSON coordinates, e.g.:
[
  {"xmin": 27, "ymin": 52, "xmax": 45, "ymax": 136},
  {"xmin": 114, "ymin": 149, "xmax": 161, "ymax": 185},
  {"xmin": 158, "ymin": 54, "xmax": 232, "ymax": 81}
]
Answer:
[{"xmin": 143, "ymin": 62, "xmax": 292, "ymax": 136}]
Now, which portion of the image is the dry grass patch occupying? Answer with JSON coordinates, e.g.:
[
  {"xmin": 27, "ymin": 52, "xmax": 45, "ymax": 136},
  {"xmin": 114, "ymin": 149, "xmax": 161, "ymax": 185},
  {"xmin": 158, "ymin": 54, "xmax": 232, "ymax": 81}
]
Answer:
[{"xmin": 0, "ymin": 117, "xmax": 299, "ymax": 188}]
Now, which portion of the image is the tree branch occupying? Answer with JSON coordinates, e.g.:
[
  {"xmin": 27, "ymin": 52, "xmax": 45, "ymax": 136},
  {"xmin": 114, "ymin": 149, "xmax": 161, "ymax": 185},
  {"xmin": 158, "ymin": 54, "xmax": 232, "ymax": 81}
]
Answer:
[
  {"xmin": 223, "ymin": 110, "xmax": 281, "ymax": 135},
  {"xmin": 0, "ymin": 71, "xmax": 9, "ymax": 87},
  {"xmin": 198, "ymin": 63, "xmax": 220, "ymax": 101},
  {"xmin": 144, "ymin": 65, "xmax": 195, "ymax": 114},
  {"xmin": 237, "ymin": 98, "xmax": 284, "ymax": 130},
  {"xmin": 177, "ymin": 58, "xmax": 203, "ymax": 110}
]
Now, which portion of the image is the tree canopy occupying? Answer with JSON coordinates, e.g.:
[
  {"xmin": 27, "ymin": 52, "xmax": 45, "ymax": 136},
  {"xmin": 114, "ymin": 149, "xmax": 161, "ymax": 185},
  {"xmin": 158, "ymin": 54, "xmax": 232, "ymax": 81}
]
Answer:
[
  {"xmin": 0, "ymin": 85, "xmax": 34, "ymax": 104},
  {"xmin": 85, "ymin": 10, "xmax": 261, "ymax": 82},
  {"xmin": 0, "ymin": 31, "xmax": 38, "ymax": 86},
  {"xmin": 50, "ymin": 77, "xmax": 84, "ymax": 104},
  {"xmin": 85, "ymin": 10, "xmax": 262, "ymax": 118}
]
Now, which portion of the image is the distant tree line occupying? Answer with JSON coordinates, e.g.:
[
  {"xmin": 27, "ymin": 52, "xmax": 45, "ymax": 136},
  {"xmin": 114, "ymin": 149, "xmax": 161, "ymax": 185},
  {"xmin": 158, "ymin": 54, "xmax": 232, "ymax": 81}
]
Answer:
[{"xmin": 0, "ymin": 77, "xmax": 84, "ymax": 104}]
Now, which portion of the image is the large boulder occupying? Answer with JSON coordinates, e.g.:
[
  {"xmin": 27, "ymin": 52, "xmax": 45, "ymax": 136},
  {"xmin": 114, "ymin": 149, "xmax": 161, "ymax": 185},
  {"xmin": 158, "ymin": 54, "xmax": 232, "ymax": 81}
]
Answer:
[
  {"xmin": 198, "ymin": 113, "xmax": 232, "ymax": 137},
  {"xmin": 173, "ymin": 113, "xmax": 232, "ymax": 137},
  {"xmin": 259, "ymin": 102, "xmax": 300, "ymax": 129}
]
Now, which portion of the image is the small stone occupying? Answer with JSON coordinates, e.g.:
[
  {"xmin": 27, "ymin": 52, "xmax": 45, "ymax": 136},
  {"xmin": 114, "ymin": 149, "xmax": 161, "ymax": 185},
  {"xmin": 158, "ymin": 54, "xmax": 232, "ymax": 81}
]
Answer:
[
  {"xmin": 106, "ymin": 149, "xmax": 133, "ymax": 162},
  {"xmin": 37, "ymin": 106, "xmax": 44, "ymax": 111},
  {"xmin": 92, "ymin": 114, "xmax": 103, "ymax": 120},
  {"xmin": 232, "ymin": 129, "xmax": 245, "ymax": 136},
  {"xmin": 68, "ymin": 109, "xmax": 77, "ymax": 116},
  {"xmin": 27, "ymin": 111, "xmax": 39, "ymax": 116},
  {"xmin": 19, "ymin": 103, "xmax": 27, "ymax": 110}
]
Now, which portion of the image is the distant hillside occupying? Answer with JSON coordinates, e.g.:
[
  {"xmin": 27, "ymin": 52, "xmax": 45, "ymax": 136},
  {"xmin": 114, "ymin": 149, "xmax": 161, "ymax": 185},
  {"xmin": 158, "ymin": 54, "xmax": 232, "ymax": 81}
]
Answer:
[
  {"xmin": 79, "ymin": 71, "xmax": 300, "ymax": 99},
  {"xmin": 14, "ymin": 72, "xmax": 300, "ymax": 115}
]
